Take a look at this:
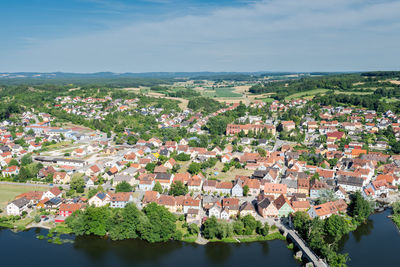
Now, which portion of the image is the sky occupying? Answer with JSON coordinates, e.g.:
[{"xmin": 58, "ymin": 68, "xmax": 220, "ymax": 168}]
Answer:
[{"xmin": 1, "ymin": 0, "xmax": 400, "ymax": 73}]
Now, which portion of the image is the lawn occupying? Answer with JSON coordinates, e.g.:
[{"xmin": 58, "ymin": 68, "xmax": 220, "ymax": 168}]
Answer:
[
  {"xmin": 259, "ymin": 97, "xmax": 275, "ymax": 103},
  {"xmin": 206, "ymin": 162, "xmax": 253, "ymax": 181},
  {"xmin": 0, "ymin": 184, "xmax": 47, "ymax": 210},
  {"xmin": 42, "ymin": 141, "xmax": 73, "ymax": 151},
  {"xmin": 285, "ymin": 89, "xmax": 329, "ymax": 100}
]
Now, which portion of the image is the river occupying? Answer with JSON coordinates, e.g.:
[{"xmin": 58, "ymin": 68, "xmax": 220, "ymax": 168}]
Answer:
[{"xmin": 0, "ymin": 210, "xmax": 398, "ymax": 267}]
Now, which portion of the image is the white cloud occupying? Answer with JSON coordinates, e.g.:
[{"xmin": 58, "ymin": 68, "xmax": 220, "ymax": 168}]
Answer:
[{"xmin": 3, "ymin": 0, "xmax": 400, "ymax": 72}]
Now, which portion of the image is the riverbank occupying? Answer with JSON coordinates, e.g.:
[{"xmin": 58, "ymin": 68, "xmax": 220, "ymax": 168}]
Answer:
[{"xmin": 1, "ymin": 220, "xmax": 286, "ymax": 246}]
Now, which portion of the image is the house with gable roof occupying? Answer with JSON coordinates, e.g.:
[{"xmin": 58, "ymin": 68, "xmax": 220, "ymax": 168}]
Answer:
[
  {"xmin": 88, "ymin": 192, "xmax": 111, "ymax": 207},
  {"xmin": 7, "ymin": 197, "xmax": 30, "ymax": 215}
]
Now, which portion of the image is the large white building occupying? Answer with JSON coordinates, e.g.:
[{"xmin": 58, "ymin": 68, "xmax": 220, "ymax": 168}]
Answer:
[{"xmin": 7, "ymin": 197, "xmax": 30, "ymax": 216}]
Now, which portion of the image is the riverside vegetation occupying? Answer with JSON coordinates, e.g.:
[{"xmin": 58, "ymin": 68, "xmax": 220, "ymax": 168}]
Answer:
[
  {"xmin": 292, "ymin": 192, "xmax": 373, "ymax": 267},
  {"xmin": 64, "ymin": 203, "xmax": 278, "ymax": 244}
]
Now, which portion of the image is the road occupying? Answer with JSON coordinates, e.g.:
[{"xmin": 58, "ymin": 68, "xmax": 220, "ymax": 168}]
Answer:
[{"xmin": 0, "ymin": 181, "xmax": 70, "ymax": 190}]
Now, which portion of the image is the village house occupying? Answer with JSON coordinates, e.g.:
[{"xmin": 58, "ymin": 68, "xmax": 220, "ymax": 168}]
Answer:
[
  {"xmin": 2, "ymin": 165, "xmax": 20, "ymax": 176},
  {"xmin": 282, "ymin": 121, "xmax": 296, "ymax": 132},
  {"xmin": 274, "ymin": 194, "xmax": 294, "ymax": 217},
  {"xmin": 263, "ymin": 183, "xmax": 287, "ymax": 198},
  {"xmin": 58, "ymin": 203, "xmax": 84, "ymax": 217},
  {"xmin": 308, "ymin": 199, "xmax": 348, "ymax": 219},
  {"xmin": 183, "ymin": 197, "xmax": 201, "ymax": 213},
  {"xmin": 186, "ymin": 208, "xmax": 201, "ymax": 225},
  {"xmin": 110, "ymin": 192, "xmax": 134, "ymax": 208},
  {"xmin": 142, "ymin": 191, "xmax": 160, "ymax": 206},
  {"xmin": 42, "ymin": 187, "xmax": 62, "ymax": 200},
  {"xmin": 7, "ymin": 197, "xmax": 30, "ymax": 215},
  {"xmin": 216, "ymin": 181, "xmax": 233, "ymax": 195},
  {"xmin": 239, "ymin": 201, "xmax": 257, "ymax": 217},
  {"xmin": 88, "ymin": 192, "xmax": 110, "ymax": 207},
  {"xmin": 222, "ymin": 198, "xmax": 240, "ymax": 218},
  {"xmin": 53, "ymin": 172, "xmax": 71, "ymax": 184},
  {"xmin": 257, "ymin": 196, "xmax": 279, "ymax": 217}
]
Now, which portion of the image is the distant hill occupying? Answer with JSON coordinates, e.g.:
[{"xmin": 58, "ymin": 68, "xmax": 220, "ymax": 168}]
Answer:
[{"xmin": 0, "ymin": 71, "xmax": 335, "ymax": 80}]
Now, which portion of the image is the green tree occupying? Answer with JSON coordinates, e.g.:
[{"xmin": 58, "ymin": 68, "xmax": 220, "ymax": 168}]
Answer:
[
  {"xmin": 145, "ymin": 163, "xmax": 156, "ymax": 173},
  {"xmin": 8, "ymin": 159, "xmax": 19, "ymax": 167},
  {"xmin": 257, "ymin": 222, "xmax": 269, "ymax": 236},
  {"xmin": 188, "ymin": 162, "xmax": 201, "ymax": 174},
  {"xmin": 188, "ymin": 223, "xmax": 199, "ymax": 235},
  {"xmin": 292, "ymin": 211, "xmax": 311, "ymax": 239},
  {"xmin": 349, "ymin": 192, "xmax": 372, "ymax": 223},
  {"xmin": 175, "ymin": 153, "xmax": 191, "ymax": 161},
  {"xmin": 141, "ymin": 203, "xmax": 178, "ymax": 242},
  {"xmin": 34, "ymin": 214, "xmax": 41, "ymax": 223},
  {"xmin": 70, "ymin": 175, "xmax": 85, "ymax": 193},
  {"xmin": 153, "ymin": 182, "xmax": 163, "ymax": 194},
  {"xmin": 108, "ymin": 203, "xmax": 143, "ymax": 240},
  {"xmin": 116, "ymin": 181, "xmax": 133, "ymax": 193},
  {"xmin": 243, "ymin": 185, "xmax": 249, "ymax": 196},
  {"xmin": 324, "ymin": 214, "xmax": 348, "ymax": 240},
  {"xmin": 203, "ymin": 216, "xmax": 219, "ymax": 239},
  {"xmin": 241, "ymin": 215, "xmax": 257, "ymax": 235},
  {"xmin": 392, "ymin": 201, "xmax": 400, "ymax": 215},
  {"xmin": 257, "ymin": 148, "xmax": 266, "ymax": 157},
  {"xmin": 169, "ymin": 181, "xmax": 188, "ymax": 196},
  {"xmin": 17, "ymin": 167, "xmax": 31, "ymax": 181},
  {"xmin": 233, "ymin": 220, "xmax": 244, "ymax": 235},
  {"xmin": 45, "ymin": 173, "xmax": 53, "ymax": 183},
  {"xmin": 21, "ymin": 154, "xmax": 32, "ymax": 166}
]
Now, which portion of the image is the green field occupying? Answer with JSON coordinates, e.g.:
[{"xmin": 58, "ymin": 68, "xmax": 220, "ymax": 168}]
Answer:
[
  {"xmin": 334, "ymin": 90, "xmax": 374, "ymax": 95},
  {"xmin": 382, "ymin": 97, "xmax": 400, "ymax": 103},
  {"xmin": 0, "ymin": 184, "xmax": 47, "ymax": 210},
  {"xmin": 285, "ymin": 89, "xmax": 329, "ymax": 100},
  {"xmin": 258, "ymin": 97, "xmax": 275, "ymax": 103},
  {"xmin": 203, "ymin": 87, "xmax": 242, "ymax": 98}
]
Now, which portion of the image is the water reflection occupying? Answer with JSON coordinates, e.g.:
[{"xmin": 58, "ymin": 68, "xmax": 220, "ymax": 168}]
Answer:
[
  {"xmin": 352, "ymin": 218, "xmax": 374, "ymax": 243},
  {"xmin": 261, "ymin": 241, "xmax": 270, "ymax": 255},
  {"xmin": 205, "ymin": 243, "xmax": 232, "ymax": 263},
  {"xmin": 73, "ymin": 235, "xmax": 184, "ymax": 264}
]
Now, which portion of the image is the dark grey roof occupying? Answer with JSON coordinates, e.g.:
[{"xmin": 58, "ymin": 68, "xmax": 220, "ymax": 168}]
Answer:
[
  {"xmin": 11, "ymin": 197, "xmax": 29, "ymax": 208},
  {"xmin": 337, "ymin": 176, "xmax": 363, "ymax": 187},
  {"xmin": 252, "ymin": 170, "xmax": 268, "ymax": 178},
  {"xmin": 160, "ymin": 149, "xmax": 169, "ymax": 156},
  {"xmin": 114, "ymin": 174, "xmax": 132, "ymax": 182},
  {"xmin": 155, "ymin": 173, "xmax": 172, "ymax": 180},
  {"xmin": 257, "ymin": 197, "xmax": 272, "ymax": 209},
  {"xmin": 281, "ymin": 179, "xmax": 298, "ymax": 189}
]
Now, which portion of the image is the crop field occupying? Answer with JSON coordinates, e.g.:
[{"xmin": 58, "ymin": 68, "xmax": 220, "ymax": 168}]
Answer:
[{"xmin": 285, "ymin": 89, "xmax": 329, "ymax": 100}]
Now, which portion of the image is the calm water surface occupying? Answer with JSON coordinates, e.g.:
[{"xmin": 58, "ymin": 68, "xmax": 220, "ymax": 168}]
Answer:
[
  {"xmin": 0, "ymin": 209, "xmax": 398, "ymax": 267},
  {"xmin": 338, "ymin": 208, "xmax": 400, "ymax": 266},
  {"xmin": 0, "ymin": 228, "xmax": 299, "ymax": 267}
]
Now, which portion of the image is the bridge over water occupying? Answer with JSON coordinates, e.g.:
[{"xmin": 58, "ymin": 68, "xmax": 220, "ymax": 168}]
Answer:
[{"xmin": 280, "ymin": 225, "xmax": 328, "ymax": 267}]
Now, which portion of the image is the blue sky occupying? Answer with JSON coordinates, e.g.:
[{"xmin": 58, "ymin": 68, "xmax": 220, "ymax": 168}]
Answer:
[{"xmin": 1, "ymin": 0, "xmax": 400, "ymax": 73}]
